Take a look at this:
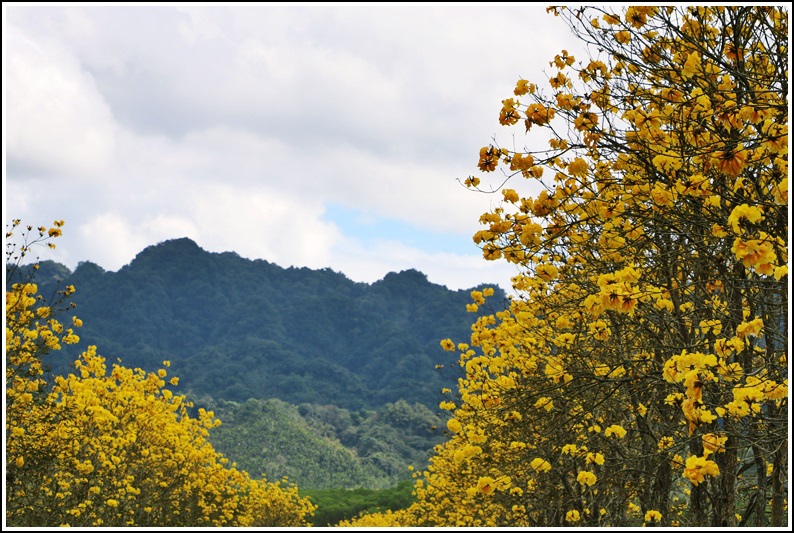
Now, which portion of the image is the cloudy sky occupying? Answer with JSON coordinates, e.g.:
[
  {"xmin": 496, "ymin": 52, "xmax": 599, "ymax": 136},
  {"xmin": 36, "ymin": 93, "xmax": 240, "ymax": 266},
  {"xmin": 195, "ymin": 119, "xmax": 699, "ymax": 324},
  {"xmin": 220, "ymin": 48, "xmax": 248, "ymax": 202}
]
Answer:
[{"xmin": 4, "ymin": 3, "xmax": 580, "ymax": 292}]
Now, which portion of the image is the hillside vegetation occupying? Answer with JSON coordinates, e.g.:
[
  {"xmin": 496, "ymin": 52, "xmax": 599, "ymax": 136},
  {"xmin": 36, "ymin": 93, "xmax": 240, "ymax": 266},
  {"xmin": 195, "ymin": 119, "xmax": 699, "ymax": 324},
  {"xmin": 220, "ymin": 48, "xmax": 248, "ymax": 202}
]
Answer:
[
  {"xmin": 203, "ymin": 398, "xmax": 444, "ymax": 489},
  {"xmin": 21, "ymin": 237, "xmax": 506, "ymax": 411}
]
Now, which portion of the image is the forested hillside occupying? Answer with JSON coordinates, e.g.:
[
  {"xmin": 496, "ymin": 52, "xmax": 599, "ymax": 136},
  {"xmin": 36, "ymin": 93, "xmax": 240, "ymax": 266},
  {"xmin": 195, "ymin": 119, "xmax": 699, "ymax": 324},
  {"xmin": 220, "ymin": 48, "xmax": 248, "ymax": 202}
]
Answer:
[
  {"xmin": 19, "ymin": 237, "xmax": 506, "ymax": 410},
  {"xmin": 204, "ymin": 398, "xmax": 444, "ymax": 489}
]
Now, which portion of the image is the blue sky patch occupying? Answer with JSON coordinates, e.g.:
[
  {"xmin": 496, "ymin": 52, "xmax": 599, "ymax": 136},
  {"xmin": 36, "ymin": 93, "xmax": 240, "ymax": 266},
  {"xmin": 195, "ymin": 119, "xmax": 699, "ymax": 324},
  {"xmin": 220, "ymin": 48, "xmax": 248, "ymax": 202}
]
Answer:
[{"xmin": 324, "ymin": 204, "xmax": 479, "ymax": 256}]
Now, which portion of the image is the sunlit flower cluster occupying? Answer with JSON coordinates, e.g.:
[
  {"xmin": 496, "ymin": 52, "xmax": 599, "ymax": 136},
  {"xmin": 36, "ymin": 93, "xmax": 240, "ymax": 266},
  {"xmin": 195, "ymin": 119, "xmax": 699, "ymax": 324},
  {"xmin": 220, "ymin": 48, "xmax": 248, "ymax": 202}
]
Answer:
[
  {"xmin": 345, "ymin": 6, "xmax": 788, "ymax": 529},
  {"xmin": 6, "ymin": 223, "xmax": 316, "ymax": 527}
]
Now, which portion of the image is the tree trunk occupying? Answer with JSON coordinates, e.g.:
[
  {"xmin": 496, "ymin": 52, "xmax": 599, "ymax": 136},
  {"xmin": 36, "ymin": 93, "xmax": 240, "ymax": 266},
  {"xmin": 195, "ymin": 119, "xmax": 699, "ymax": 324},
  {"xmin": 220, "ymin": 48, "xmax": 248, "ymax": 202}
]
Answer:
[{"xmin": 770, "ymin": 435, "xmax": 787, "ymax": 527}]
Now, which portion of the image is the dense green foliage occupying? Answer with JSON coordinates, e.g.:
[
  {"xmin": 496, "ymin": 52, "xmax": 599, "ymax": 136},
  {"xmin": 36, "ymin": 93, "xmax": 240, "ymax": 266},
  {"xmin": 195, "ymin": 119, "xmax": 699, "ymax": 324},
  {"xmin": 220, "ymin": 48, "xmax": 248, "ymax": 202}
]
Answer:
[
  {"xmin": 202, "ymin": 397, "xmax": 444, "ymax": 490},
  {"xmin": 301, "ymin": 480, "xmax": 416, "ymax": 526},
  {"xmin": 17, "ymin": 237, "xmax": 505, "ymax": 411}
]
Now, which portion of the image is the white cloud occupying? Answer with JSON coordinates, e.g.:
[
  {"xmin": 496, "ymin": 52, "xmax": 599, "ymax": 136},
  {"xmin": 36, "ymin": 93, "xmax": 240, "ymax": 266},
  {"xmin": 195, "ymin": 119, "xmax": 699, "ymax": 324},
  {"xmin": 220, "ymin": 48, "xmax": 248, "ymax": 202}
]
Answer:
[
  {"xmin": 186, "ymin": 183, "xmax": 341, "ymax": 270},
  {"xmin": 141, "ymin": 214, "xmax": 200, "ymax": 246},
  {"xmin": 4, "ymin": 4, "xmax": 581, "ymax": 291},
  {"xmin": 327, "ymin": 235, "xmax": 519, "ymax": 292},
  {"xmin": 75, "ymin": 212, "xmax": 149, "ymax": 271},
  {"xmin": 5, "ymin": 23, "xmax": 117, "ymax": 180}
]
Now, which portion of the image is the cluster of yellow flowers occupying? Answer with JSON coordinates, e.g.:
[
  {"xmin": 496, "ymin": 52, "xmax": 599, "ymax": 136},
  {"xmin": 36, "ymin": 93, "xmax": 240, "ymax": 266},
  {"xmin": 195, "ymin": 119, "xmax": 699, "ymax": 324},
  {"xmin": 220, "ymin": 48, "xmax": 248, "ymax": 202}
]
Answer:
[
  {"xmin": 6, "ymin": 223, "xmax": 316, "ymax": 527},
  {"xmin": 347, "ymin": 5, "xmax": 787, "ymax": 528}
]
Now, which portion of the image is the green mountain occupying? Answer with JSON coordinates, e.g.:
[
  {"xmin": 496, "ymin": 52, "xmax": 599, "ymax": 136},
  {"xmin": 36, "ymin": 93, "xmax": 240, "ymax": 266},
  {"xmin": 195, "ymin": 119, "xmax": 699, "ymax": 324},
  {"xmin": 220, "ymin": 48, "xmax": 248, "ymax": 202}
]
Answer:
[
  {"xmin": 203, "ymin": 397, "xmax": 443, "ymax": 490},
  {"xmin": 19, "ymin": 237, "xmax": 506, "ymax": 411}
]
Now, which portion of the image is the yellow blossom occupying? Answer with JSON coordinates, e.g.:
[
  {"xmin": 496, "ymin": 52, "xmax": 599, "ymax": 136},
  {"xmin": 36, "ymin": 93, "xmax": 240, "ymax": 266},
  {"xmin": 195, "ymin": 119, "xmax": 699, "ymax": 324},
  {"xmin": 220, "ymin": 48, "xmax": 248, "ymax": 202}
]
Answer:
[
  {"xmin": 683, "ymin": 455, "xmax": 720, "ymax": 485},
  {"xmin": 530, "ymin": 458, "xmax": 552, "ymax": 473},
  {"xmin": 605, "ymin": 424, "xmax": 627, "ymax": 438},
  {"xmin": 702, "ymin": 433, "xmax": 727, "ymax": 457},
  {"xmin": 577, "ymin": 471, "xmax": 597, "ymax": 486},
  {"xmin": 447, "ymin": 418, "xmax": 462, "ymax": 434},
  {"xmin": 477, "ymin": 476, "xmax": 496, "ymax": 495}
]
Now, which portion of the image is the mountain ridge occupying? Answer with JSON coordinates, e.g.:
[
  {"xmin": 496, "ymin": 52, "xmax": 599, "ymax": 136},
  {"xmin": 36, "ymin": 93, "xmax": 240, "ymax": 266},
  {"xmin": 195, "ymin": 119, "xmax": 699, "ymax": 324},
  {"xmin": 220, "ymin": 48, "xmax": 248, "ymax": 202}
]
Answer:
[
  {"xmin": 18, "ymin": 237, "xmax": 507, "ymax": 411},
  {"xmin": 67, "ymin": 237, "xmax": 464, "ymax": 292}
]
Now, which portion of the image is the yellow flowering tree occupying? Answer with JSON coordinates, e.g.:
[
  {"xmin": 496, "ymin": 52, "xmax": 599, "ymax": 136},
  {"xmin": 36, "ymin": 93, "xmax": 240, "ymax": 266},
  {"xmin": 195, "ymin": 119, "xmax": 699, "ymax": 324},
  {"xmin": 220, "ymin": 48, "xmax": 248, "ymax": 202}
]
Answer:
[
  {"xmin": 6, "ymin": 220, "xmax": 316, "ymax": 527},
  {"xmin": 344, "ymin": 6, "xmax": 787, "ymax": 528}
]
